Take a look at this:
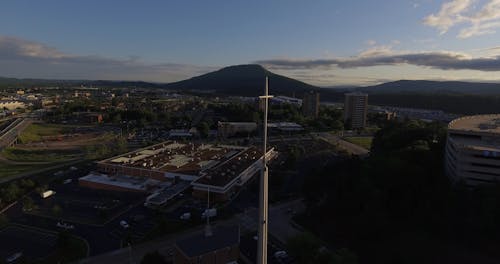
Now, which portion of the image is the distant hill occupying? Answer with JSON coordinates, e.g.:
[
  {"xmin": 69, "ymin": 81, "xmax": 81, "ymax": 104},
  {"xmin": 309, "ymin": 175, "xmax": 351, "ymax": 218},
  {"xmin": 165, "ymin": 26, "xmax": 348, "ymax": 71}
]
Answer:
[
  {"xmin": 359, "ymin": 80, "xmax": 500, "ymax": 95},
  {"xmin": 0, "ymin": 77, "xmax": 162, "ymax": 89},
  {"xmin": 164, "ymin": 64, "xmax": 319, "ymax": 96}
]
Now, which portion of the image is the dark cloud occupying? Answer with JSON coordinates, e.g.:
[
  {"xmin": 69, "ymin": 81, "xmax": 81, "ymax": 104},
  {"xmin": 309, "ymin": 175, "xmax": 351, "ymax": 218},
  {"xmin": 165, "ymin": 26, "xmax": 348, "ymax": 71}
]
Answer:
[
  {"xmin": 0, "ymin": 36, "xmax": 215, "ymax": 81},
  {"xmin": 255, "ymin": 52, "xmax": 500, "ymax": 72}
]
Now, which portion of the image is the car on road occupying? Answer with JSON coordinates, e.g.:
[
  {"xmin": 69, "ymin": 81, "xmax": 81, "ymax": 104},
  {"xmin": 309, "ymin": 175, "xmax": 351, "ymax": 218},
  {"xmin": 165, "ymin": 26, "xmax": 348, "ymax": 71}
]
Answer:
[
  {"xmin": 120, "ymin": 220, "xmax": 130, "ymax": 229},
  {"xmin": 57, "ymin": 221, "xmax": 75, "ymax": 230},
  {"xmin": 63, "ymin": 179, "xmax": 72, "ymax": 184},
  {"xmin": 274, "ymin": 250, "xmax": 288, "ymax": 259},
  {"xmin": 180, "ymin": 212, "xmax": 191, "ymax": 220},
  {"xmin": 5, "ymin": 252, "xmax": 23, "ymax": 263}
]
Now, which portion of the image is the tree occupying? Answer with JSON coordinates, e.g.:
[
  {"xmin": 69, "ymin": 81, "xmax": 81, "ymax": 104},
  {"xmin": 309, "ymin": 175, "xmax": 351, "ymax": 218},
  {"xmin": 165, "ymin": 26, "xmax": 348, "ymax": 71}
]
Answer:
[
  {"xmin": 21, "ymin": 196, "xmax": 35, "ymax": 211},
  {"xmin": 52, "ymin": 204, "xmax": 62, "ymax": 216},
  {"xmin": 0, "ymin": 214, "xmax": 8, "ymax": 228},
  {"xmin": 1, "ymin": 183, "xmax": 21, "ymax": 202},
  {"xmin": 19, "ymin": 179, "xmax": 35, "ymax": 189},
  {"xmin": 197, "ymin": 122, "xmax": 210, "ymax": 138},
  {"xmin": 287, "ymin": 233, "xmax": 336, "ymax": 264},
  {"xmin": 140, "ymin": 251, "xmax": 167, "ymax": 264},
  {"xmin": 57, "ymin": 231, "xmax": 70, "ymax": 249}
]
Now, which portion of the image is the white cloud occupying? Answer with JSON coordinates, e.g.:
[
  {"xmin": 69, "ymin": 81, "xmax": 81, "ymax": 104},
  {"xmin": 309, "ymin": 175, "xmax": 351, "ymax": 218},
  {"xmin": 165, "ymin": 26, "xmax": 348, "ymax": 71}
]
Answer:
[
  {"xmin": 255, "ymin": 46, "xmax": 500, "ymax": 72},
  {"xmin": 423, "ymin": 0, "xmax": 473, "ymax": 34},
  {"xmin": 424, "ymin": 0, "xmax": 500, "ymax": 38},
  {"xmin": 365, "ymin": 40, "xmax": 377, "ymax": 46},
  {"xmin": 0, "ymin": 36, "xmax": 215, "ymax": 82}
]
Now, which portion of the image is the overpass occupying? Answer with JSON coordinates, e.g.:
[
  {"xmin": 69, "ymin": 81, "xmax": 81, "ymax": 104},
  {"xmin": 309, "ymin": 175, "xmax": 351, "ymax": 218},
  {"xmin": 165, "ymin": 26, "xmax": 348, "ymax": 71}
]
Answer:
[{"xmin": 0, "ymin": 118, "xmax": 32, "ymax": 150}]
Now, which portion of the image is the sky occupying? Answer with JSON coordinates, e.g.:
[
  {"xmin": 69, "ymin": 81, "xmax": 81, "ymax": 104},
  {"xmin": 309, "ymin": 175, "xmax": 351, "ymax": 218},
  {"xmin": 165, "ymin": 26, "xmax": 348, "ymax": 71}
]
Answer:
[{"xmin": 1, "ymin": 0, "xmax": 500, "ymax": 86}]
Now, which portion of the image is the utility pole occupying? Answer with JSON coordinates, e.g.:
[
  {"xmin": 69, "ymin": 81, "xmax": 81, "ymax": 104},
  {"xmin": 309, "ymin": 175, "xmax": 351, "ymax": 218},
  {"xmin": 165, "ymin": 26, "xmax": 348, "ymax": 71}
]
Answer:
[{"xmin": 257, "ymin": 77, "xmax": 273, "ymax": 264}]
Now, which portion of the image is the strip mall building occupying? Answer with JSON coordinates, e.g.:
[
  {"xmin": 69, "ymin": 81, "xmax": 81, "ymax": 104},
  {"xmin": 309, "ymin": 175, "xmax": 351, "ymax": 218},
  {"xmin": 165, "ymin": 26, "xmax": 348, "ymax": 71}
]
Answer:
[{"xmin": 79, "ymin": 141, "xmax": 276, "ymax": 202}]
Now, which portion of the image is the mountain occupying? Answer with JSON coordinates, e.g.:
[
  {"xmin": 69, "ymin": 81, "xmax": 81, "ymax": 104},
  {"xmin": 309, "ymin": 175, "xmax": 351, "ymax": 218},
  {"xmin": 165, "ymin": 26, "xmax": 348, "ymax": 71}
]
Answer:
[
  {"xmin": 359, "ymin": 80, "xmax": 500, "ymax": 95},
  {"xmin": 164, "ymin": 64, "xmax": 319, "ymax": 96}
]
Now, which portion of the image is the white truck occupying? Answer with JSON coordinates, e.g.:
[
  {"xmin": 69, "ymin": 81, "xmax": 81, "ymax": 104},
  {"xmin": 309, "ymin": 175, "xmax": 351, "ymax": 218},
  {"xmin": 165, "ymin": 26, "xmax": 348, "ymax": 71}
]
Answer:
[{"xmin": 40, "ymin": 190, "xmax": 56, "ymax": 199}]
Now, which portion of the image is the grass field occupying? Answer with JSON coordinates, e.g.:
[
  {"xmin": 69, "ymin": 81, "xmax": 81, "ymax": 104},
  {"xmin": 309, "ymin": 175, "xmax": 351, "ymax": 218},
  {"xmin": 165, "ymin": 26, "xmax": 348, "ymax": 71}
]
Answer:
[
  {"xmin": 1, "ymin": 148, "xmax": 80, "ymax": 162},
  {"xmin": 18, "ymin": 124, "xmax": 67, "ymax": 143},
  {"xmin": 0, "ymin": 162, "xmax": 47, "ymax": 178},
  {"xmin": 343, "ymin": 136, "xmax": 373, "ymax": 150}
]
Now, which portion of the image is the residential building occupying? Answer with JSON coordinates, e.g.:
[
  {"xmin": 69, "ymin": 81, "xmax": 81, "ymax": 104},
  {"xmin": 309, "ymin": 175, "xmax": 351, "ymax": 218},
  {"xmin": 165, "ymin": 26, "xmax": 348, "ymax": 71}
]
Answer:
[
  {"xmin": 302, "ymin": 91, "xmax": 319, "ymax": 118},
  {"xmin": 344, "ymin": 92, "xmax": 368, "ymax": 129}
]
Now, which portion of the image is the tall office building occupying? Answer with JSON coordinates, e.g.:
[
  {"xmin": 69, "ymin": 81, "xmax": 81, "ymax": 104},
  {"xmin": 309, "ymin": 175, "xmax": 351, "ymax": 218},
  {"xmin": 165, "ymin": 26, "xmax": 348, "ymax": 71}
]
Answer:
[
  {"xmin": 344, "ymin": 92, "xmax": 368, "ymax": 129},
  {"xmin": 302, "ymin": 91, "xmax": 320, "ymax": 118}
]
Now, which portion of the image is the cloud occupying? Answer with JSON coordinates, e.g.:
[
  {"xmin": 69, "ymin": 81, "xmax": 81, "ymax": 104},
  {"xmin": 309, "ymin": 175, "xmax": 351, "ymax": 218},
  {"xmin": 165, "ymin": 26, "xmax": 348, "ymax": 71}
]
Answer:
[
  {"xmin": 423, "ymin": 0, "xmax": 473, "ymax": 34},
  {"xmin": 0, "ymin": 36, "xmax": 215, "ymax": 82},
  {"xmin": 365, "ymin": 40, "xmax": 377, "ymax": 46},
  {"xmin": 424, "ymin": 0, "xmax": 500, "ymax": 38},
  {"xmin": 255, "ymin": 49, "xmax": 500, "ymax": 72}
]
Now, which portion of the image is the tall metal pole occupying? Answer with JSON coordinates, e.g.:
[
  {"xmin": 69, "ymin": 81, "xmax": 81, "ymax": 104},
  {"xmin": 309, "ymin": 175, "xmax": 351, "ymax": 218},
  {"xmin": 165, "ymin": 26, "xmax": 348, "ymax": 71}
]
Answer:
[{"xmin": 258, "ymin": 77, "xmax": 273, "ymax": 264}]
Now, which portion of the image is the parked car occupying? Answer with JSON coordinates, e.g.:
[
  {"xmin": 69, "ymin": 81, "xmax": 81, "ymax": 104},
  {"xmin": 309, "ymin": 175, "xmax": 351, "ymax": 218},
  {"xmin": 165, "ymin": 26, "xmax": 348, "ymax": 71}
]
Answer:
[
  {"xmin": 274, "ymin": 251, "xmax": 288, "ymax": 259},
  {"xmin": 57, "ymin": 221, "xmax": 75, "ymax": 230},
  {"xmin": 201, "ymin": 208, "xmax": 217, "ymax": 219},
  {"xmin": 180, "ymin": 212, "xmax": 191, "ymax": 220},
  {"xmin": 5, "ymin": 252, "xmax": 23, "ymax": 263},
  {"xmin": 63, "ymin": 179, "xmax": 72, "ymax": 184},
  {"xmin": 120, "ymin": 220, "xmax": 129, "ymax": 228}
]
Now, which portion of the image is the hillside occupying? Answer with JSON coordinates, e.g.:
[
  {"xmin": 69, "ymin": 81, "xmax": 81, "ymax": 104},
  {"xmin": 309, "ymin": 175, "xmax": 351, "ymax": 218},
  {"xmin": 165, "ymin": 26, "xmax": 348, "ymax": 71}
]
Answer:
[
  {"xmin": 359, "ymin": 80, "xmax": 500, "ymax": 95},
  {"xmin": 164, "ymin": 64, "xmax": 319, "ymax": 96}
]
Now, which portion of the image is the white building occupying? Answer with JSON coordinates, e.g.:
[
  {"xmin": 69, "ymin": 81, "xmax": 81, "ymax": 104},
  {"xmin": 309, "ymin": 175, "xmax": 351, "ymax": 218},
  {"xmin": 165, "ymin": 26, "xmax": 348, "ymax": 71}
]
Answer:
[
  {"xmin": 446, "ymin": 114, "xmax": 500, "ymax": 186},
  {"xmin": 0, "ymin": 100, "xmax": 26, "ymax": 110}
]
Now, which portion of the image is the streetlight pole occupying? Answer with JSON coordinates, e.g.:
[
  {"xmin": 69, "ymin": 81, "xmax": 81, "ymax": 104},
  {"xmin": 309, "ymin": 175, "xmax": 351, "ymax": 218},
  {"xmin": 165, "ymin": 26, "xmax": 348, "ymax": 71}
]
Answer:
[{"xmin": 257, "ymin": 77, "xmax": 273, "ymax": 264}]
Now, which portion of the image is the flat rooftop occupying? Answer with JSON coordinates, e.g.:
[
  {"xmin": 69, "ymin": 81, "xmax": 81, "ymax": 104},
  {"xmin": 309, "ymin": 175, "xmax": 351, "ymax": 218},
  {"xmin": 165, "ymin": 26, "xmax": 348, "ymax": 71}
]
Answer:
[
  {"xmin": 449, "ymin": 114, "xmax": 500, "ymax": 134},
  {"xmin": 100, "ymin": 141, "xmax": 246, "ymax": 175},
  {"xmin": 194, "ymin": 147, "xmax": 263, "ymax": 187}
]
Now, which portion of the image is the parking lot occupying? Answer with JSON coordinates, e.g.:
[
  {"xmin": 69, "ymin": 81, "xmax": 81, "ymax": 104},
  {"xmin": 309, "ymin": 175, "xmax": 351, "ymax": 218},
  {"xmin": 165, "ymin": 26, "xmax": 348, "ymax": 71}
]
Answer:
[
  {"xmin": 0, "ymin": 225, "xmax": 57, "ymax": 261},
  {"xmin": 240, "ymin": 233, "xmax": 294, "ymax": 264},
  {"xmin": 30, "ymin": 178, "xmax": 147, "ymax": 225}
]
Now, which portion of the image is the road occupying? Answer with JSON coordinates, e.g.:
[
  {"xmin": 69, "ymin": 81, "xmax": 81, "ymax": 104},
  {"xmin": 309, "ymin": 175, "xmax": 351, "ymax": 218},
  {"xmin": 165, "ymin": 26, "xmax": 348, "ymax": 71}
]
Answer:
[
  {"xmin": 313, "ymin": 132, "xmax": 370, "ymax": 156},
  {"xmin": 239, "ymin": 199, "xmax": 305, "ymax": 245}
]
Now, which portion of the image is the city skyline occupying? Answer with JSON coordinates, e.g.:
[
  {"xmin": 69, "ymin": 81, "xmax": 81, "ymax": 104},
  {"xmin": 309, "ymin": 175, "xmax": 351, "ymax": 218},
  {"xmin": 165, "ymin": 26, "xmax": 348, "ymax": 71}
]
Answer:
[{"xmin": 2, "ymin": 0, "xmax": 500, "ymax": 86}]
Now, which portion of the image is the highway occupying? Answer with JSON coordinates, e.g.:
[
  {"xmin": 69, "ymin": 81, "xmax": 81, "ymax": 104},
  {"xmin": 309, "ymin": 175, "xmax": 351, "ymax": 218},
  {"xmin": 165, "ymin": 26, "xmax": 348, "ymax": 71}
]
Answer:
[
  {"xmin": 0, "ymin": 117, "xmax": 32, "ymax": 150},
  {"xmin": 313, "ymin": 132, "xmax": 370, "ymax": 156}
]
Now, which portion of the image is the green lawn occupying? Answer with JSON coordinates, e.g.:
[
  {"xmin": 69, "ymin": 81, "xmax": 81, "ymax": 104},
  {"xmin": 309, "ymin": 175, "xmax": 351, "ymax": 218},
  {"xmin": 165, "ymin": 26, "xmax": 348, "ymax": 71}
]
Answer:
[
  {"xmin": 344, "ymin": 136, "xmax": 373, "ymax": 150},
  {"xmin": 0, "ymin": 162, "xmax": 47, "ymax": 178},
  {"xmin": 18, "ymin": 124, "xmax": 67, "ymax": 143},
  {"xmin": 2, "ymin": 148, "xmax": 79, "ymax": 162}
]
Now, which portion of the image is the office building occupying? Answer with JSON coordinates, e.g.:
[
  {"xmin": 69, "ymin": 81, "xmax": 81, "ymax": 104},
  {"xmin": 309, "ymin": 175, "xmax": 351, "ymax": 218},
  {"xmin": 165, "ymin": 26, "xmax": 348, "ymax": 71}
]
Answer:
[
  {"xmin": 344, "ymin": 92, "xmax": 368, "ymax": 129},
  {"xmin": 446, "ymin": 115, "xmax": 500, "ymax": 186}
]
